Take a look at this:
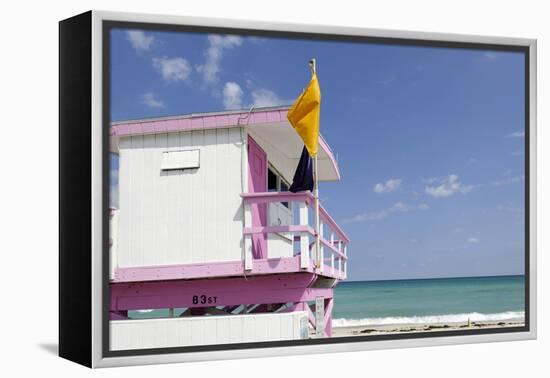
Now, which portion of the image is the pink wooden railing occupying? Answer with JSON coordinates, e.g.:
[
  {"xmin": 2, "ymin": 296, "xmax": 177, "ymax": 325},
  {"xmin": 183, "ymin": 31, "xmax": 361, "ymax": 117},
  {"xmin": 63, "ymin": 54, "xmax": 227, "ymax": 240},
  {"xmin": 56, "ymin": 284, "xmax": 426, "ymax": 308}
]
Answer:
[{"xmin": 241, "ymin": 191, "xmax": 349, "ymax": 279}]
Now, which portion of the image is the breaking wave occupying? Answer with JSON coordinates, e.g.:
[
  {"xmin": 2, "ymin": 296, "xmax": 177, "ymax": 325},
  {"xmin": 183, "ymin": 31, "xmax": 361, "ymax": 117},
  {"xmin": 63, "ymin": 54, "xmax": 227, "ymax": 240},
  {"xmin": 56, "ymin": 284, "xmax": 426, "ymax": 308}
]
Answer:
[{"xmin": 332, "ymin": 311, "xmax": 524, "ymax": 328}]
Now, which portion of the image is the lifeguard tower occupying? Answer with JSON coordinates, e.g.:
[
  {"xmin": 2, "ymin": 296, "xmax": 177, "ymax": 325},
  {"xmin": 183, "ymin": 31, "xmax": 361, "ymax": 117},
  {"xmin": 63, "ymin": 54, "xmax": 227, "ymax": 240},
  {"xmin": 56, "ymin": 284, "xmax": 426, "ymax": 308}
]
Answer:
[{"xmin": 109, "ymin": 106, "xmax": 349, "ymax": 350}]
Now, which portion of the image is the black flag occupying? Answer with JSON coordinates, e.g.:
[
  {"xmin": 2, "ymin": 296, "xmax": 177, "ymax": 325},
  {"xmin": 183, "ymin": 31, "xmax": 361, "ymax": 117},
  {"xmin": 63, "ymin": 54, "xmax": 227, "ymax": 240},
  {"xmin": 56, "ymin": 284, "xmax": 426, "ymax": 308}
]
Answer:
[{"xmin": 289, "ymin": 146, "xmax": 314, "ymax": 193}]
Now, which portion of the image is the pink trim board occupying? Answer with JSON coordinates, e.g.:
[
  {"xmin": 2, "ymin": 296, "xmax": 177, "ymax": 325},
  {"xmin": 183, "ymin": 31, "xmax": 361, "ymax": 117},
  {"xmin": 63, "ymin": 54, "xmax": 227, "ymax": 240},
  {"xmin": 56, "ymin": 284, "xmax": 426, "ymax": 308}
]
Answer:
[
  {"xmin": 113, "ymin": 256, "xmax": 345, "ymax": 283},
  {"xmin": 110, "ymin": 109, "xmax": 288, "ymax": 137},
  {"xmin": 110, "ymin": 272, "xmax": 332, "ymax": 312},
  {"xmin": 110, "ymin": 107, "xmax": 341, "ymax": 181},
  {"xmin": 248, "ymin": 136, "xmax": 268, "ymax": 259}
]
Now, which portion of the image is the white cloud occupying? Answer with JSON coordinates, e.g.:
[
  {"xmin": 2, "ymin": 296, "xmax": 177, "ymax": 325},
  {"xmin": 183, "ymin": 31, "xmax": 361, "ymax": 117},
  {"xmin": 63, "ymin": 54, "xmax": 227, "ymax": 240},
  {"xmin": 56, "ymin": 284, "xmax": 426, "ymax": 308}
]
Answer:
[
  {"xmin": 391, "ymin": 202, "xmax": 409, "ymax": 211},
  {"xmin": 496, "ymin": 203, "xmax": 523, "ymax": 214},
  {"xmin": 418, "ymin": 203, "xmax": 430, "ymax": 210},
  {"xmin": 422, "ymin": 171, "xmax": 521, "ymax": 198},
  {"xmin": 377, "ymin": 73, "xmax": 397, "ymax": 86},
  {"xmin": 483, "ymin": 52, "xmax": 498, "ymax": 60},
  {"xmin": 222, "ymin": 82, "xmax": 243, "ymax": 110},
  {"xmin": 421, "ymin": 177, "xmax": 439, "ymax": 184},
  {"xmin": 373, "ymin": 179, "xmax": 401, "ymax": 193},
  {"xmin": 425, "ymin": 174, "xmax": 473, "ymax": 198},
  {"xmin": 492, "ymin": 175, "xmax": 524, "ymax": 186},
  {"xmin": 343, "ymin": 202, "xmax": 412, "ymax": 223},
  {"xmin": 467, "ymin": 237, "xmax": 479, "ymax": 243},
  {"xmin": 153, "ymin": 57, "xmax": 192, "ymax": 82},
  {"xmin": 251, "ymin": 88, "xmax": 289, "ymax": 108},
  {"xmin": 126, "ymin": 30, "xmax": 154, "ymax": 52},
  {"xmin": 141, "ymin": 92, "xmax": 164, "ymax": 108},
  {"xmin": 245, "ymin": 79, "xmax": 290, "ymax": 108},
  {"xmin": 197, "ymin": 35, "xmax": 242, "ymax": 84},
  {"xmin": 506, "ymin": 131, "xmax": 525, "ymax": 138},
  {"xmin": 345, "ymin": 210, "xmax": 387, "ymax": 223}
]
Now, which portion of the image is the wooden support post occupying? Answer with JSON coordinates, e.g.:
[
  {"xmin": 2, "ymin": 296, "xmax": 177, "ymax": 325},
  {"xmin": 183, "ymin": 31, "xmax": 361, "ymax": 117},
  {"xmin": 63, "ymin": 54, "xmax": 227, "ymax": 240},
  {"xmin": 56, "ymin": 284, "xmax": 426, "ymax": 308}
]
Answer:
[
  {"xmin": 306, "ymin": 302, "xmax": 316, "ymax": 328},
  {"xmin": 330, "ymin": 232, "xmax": 335, "ymax": 276},
  {"xmin": 224, "ymin": 305, "xmax": 240, "ymax": 314},
  {"xmin": 324, "ymin": 298, "xmax": 333, "ymax": 337},
  {"xmin": 299, "ymin": 201, "xmax": 310, "ymax": 269},
  {"xmin": 319, "ymin": 222, "xmax": 324, "ymax": 273},
  {"xmin": 343, "ymin": 245, "xmax": 347, "ymax": 278},
  {"xmin": 243, "ymin": 202, "xmax": 253, "ymax": 271},
  {"xmin": 315, "ymin": 296, "xmax": 325, "ymax": 338},
  {"xmin": 249, "ymin": 304, "xmax": 269, "ymax": 313},
  {"xmin": 338, "ymin": 241, "xmax": 343, "ymax": 278},
  {"xmin": 178, "ymin": 308, "xmax": 190, "ymax": 317}
]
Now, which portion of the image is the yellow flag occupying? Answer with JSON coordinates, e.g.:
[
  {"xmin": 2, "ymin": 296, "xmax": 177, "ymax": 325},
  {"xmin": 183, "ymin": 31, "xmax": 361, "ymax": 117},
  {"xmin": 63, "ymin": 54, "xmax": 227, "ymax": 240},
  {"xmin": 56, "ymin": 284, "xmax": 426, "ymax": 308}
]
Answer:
[{"xmin": 287, "ymin": 73, "xmax": 321, "ymax": 157}]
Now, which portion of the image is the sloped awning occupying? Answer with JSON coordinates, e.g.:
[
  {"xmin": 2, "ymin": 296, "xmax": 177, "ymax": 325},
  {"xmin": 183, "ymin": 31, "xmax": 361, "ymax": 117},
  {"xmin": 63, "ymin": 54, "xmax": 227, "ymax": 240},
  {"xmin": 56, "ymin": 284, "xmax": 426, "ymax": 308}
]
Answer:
[{"xmin": 247, "ymin": 118, "xmax": 340, "ymax": 182}]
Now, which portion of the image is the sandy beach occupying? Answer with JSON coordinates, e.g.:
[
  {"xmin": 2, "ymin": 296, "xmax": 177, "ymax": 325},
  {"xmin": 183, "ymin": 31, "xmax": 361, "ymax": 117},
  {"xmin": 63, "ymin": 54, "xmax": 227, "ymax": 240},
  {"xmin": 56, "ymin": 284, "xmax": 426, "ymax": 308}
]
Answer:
[{"xmin": 331, "ymin": 318, "xmax": 525, "ymax": 337}]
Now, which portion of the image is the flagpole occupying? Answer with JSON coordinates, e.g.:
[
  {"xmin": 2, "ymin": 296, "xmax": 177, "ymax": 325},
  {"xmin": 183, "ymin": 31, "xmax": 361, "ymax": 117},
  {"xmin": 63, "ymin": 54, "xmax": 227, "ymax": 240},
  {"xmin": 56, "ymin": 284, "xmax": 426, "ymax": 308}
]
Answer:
[
  {"xmin": 314, "ymin": 153, "xmax": 320, "ymax": 269},
  {"xmin": 309, "ymin": 58, "xmax": 321, "ymax": 269}
]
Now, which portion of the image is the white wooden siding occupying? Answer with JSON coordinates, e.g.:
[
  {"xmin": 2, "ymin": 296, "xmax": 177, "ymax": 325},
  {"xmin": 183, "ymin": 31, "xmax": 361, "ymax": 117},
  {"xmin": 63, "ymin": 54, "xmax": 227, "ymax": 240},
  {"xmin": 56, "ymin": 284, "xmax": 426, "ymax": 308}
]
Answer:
[
  {"xmin": 110, "ymin": 312, "xmax": 308, "ymax": 350},
  {"xmin": 117, "ymin": 128, "xmax": 244, "ymax": 268},
  {"xmin": 267, "ymin": 202, "xmax": 294, "ymax": 258},
  {"xmin": 267, "ymin": 234, "xmax": 294, "ymax": 258}
]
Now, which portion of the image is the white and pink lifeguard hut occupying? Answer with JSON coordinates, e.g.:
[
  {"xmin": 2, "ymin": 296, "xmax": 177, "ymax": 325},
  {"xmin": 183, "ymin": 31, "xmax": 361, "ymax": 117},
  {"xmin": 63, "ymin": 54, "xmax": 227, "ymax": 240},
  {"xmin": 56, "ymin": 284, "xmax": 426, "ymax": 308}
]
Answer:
[{"xmin": 109, "ymin": 106, "xmax": 349, "ymax": 350}]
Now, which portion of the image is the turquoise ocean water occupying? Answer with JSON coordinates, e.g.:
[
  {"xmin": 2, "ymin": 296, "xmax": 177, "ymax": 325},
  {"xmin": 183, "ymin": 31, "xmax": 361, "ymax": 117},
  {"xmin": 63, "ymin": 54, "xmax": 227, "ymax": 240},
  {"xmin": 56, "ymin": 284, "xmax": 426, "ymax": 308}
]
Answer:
[
  {"xmin": 128, "ymin": 275, "xmax": 525, "ymax": 326},
  {"xmin": 332, "ymin": 275, "xmax": 525, "ymax": 327}
]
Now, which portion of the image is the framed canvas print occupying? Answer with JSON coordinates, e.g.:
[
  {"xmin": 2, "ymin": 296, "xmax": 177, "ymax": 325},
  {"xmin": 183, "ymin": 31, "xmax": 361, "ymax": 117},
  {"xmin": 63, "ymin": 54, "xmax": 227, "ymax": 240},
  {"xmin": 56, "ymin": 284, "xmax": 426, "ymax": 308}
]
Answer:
[{"xmin": 59, "ymin": 10, "xmax": 537, "ymax": 368}]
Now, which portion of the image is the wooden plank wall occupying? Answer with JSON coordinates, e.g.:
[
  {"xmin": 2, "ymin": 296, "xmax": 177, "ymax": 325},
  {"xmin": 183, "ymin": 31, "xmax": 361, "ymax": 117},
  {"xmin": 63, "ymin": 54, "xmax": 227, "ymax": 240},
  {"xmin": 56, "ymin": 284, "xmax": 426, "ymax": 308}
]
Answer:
[
  {"xmin": 110, "ymin": 312, "xmax": 308, "ymax": 350},
  {"xmin": 117, "ymin": 128, "xmax": 244, "ymax": 267}
]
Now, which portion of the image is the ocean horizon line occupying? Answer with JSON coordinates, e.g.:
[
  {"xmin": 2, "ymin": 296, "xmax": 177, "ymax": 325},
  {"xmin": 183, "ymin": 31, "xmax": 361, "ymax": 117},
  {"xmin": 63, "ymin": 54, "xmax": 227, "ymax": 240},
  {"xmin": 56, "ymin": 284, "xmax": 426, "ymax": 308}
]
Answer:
[{"xmin": 343, "ymin": 273, "xmax": 525, "ymax": 284}]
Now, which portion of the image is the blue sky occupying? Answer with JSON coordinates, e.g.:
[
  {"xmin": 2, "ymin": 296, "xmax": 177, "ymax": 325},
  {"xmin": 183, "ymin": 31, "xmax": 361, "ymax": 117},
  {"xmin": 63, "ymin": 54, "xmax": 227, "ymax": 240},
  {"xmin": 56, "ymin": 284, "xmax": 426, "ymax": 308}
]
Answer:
[{"xmin": 110, "ymin": 28, "xmax": 525, "ymax": 281}]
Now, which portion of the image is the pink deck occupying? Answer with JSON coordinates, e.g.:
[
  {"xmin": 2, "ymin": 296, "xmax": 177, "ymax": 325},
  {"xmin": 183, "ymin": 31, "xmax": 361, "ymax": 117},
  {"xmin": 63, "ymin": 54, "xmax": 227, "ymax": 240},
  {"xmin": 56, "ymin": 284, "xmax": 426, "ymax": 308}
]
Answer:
[
  {"xmin": 112, "ymin": 191, "xmax": 349, "ymax": 283},
  {"xmin": 113, "ymin": 255, "xmax": 345, "ymax": 283},
  {"xmin": 110, "ymin": 272, "xmax": 335, "ymax": 337}
]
